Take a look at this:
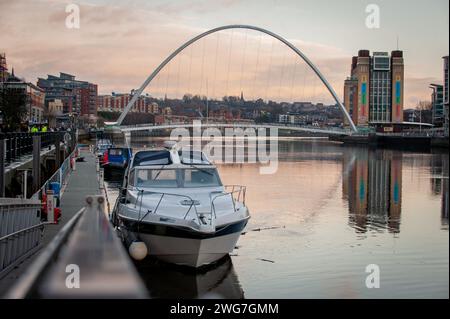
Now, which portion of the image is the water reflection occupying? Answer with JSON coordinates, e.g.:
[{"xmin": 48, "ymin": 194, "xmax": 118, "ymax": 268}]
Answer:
[
  {"xmin": 135, "ymin": 256, "xmax": 244, "ymax": 299},
  {"xmin": 343, "ymin": 149, "xmax": 402, "ymax": 233},
  {"xmin": 103, "ymin": 139, "xmax": 449, "ymax": 298},
  {"xmin": 438, "ymin": 154, "xmax": 449, "ymax": 227}
]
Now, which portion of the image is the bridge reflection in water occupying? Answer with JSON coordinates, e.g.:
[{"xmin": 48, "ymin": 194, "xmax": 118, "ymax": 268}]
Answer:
[{"xmin": 343, "ymin": 149, "xmax": 403, "ymax": 234}]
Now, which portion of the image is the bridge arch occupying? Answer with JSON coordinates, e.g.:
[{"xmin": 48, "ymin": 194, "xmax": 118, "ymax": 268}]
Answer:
[{"xmin": 116, "ymin": 24, "xmax": 357, "ymax": 132}]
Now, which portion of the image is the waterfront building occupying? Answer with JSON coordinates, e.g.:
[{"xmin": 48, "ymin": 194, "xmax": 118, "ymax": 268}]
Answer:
[
  {"xmin": 343, "ymin": 50, "xmax": 404, "ymax": 131},
  {"xmin": 0, "ymin": 53, "xmax": 8, "ymax": 83},
  {"xmin": 147, "ymin": 102, "xmax": 159, "ymax": 114},
  {"xmin": 97, "ymin": 92, "xmax": 147, "ymax": 113},
  {"xmin": 37, "ymin": 73, "xmax": 98, "ymax": 118},
  {"xmin": 430, "ymin": 84, "xmax": 444, "ymax": 127},
  {"xmin": 0, "ymin": 70, "xmax": 46, "ymax": 125}
]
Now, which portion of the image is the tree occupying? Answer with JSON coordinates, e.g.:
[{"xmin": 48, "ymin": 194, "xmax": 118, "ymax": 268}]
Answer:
[
  {"xmin": 0, "ymin": 87, "xmax": 28, "ymax": 132},
  {"xmin": 415, "ymin": 101, "xmax": 433, "ymax": 124}
]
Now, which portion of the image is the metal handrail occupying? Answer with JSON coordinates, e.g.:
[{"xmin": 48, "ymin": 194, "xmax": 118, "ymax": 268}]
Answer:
[
  {"xmin": 0, "ymin": 222, "xmax": 51, "ymax": 243},
  {"xmin": 31, "ymin": 147, "xmax": 76, "ymax": 200},
  {"xmin": 5, "ymin": 196, "xmax": 148, "ymax": 299}
]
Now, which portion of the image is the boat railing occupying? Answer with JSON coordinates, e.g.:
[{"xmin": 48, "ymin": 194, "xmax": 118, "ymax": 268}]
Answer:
[
  {"xmin": 126, "ymin": 185, "xmax": 246, "ymax": 228},
  {"xmin": 133, "ymin": 189, "xmax": 205, "ymax": 226},
  {"xmin": 224, "ymin": 185, "xmax": 246, "ymax": 205},
  {"xmin": 210, "ymin": 185, "xmax": 246, "ymax": 220}
]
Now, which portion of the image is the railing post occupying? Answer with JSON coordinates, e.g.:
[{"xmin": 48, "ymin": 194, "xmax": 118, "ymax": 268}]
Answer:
[
  {"xmin": 32, "ymin": 135, "xmax": 41, "ymax": 194},
  {"xmin": 99, "ymin": 168, "xmax": 104, "ymax": 189},
  {"xmin": 5, "ymin": 133, "xmax": 11, "ymax": 164},
  {"xmin": 10, "ymin": 133, "xmax": 16, "ymax": 161},
  {"xmin": 23, "ymin": 169, "xmax": 28, "ymax": 199},
  {"xmin": 17, "ymin": 133, "xmax": 22, "ymax": 158},
  {"xmin": 0, "ymin": 138, "xmax": 5, "ymax": 197},
  {"xmin": 55, "ymin": 134, "xmax": 61, "ymax": 167}
]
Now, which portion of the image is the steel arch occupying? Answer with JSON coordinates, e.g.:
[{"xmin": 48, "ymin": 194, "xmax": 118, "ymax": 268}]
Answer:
[{"xmin": 116, "ymin": 24, "xmax": 357, "ymax": 132}]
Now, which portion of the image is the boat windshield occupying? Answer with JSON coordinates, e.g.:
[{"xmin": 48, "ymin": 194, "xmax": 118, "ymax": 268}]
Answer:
[{"xmin": 133, "ymin": 168, "xmax": 222, "ymax": 188}]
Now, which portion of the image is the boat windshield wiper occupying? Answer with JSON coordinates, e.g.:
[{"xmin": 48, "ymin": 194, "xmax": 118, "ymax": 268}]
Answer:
[
  {"xmin": 188, "ymin": 164, "xmax": 213, "ymax": 176},
  {"xmin": 153, "ymin": 165, "xmax": 166, "ymax": 180}
]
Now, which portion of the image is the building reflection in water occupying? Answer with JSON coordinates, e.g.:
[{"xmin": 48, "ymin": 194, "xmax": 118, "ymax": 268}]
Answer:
[
  {"xmin": 343, "ymin": 149, "xmax": 402, "ymax": 233},
  {"xmin": 135, "ymin": 256, "xmax": 244, "ymax": 299},
  {"xmin": 442, "ymin": 156, "xmax": 449, "ymax": 226},
  {"xmin": 431, "ymin": 153, "xmax": 449, "ymax": 227}
]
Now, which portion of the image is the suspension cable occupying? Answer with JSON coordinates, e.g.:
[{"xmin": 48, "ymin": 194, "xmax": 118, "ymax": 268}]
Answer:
[
  {"xmin": 225, "ymin": 29, "xmax": 235, "ymax": 98},
  {"xmin": 289, "ymin": 53, "xmax": 298, "ymax": 103},
  {"xmin": 265, "ymin": 37, "xmax": 275, "ymax": 102},
  {"xmin": 252, "ymin": 33, "xmax": 262, "ymax": 101},
  {"xmin": 239, "ymin": 30, "xmax": 248, "ymax": 100},
  {"xmin": 199, "ymin": 37, "xmax": 206, "ymax": 97},
  {"xmin": 212, "ymin": 32, "xmax": 220, "ymax": 100}
]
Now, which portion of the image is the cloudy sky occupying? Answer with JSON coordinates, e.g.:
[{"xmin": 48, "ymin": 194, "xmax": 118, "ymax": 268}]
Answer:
[{"xmin": 0, "ymin": 0, "xmax": 448, "ymax": 106}]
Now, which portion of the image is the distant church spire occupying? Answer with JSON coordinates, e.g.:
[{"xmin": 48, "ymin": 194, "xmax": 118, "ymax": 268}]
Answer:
[{"xmin": 240, "ymin": 91, "xmax": 244, "ymax": 101}]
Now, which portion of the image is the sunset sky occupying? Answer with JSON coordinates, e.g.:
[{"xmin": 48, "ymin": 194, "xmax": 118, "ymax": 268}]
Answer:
[{"xmin": 0, "ymin": 0, "xmax": 448, "ymax": 106}]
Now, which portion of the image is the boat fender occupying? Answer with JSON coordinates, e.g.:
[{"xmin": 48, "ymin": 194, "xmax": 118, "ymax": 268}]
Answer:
[{"xmin": 129, "ymin": 241, "xmax": 148, "ymax": 261}]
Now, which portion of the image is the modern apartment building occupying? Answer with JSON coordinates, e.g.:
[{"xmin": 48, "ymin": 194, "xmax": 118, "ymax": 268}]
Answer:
[
  {"xmin": 430, "ymin": 84, "xmax": 444, "ymax": 127},
  {"xmin": 37, "ymin": 73, "xmax": 98, "ymax": 118},
  {"xmin": 97, "ymin": 93, "xmax": 154, "ymax": 113},
  {"xmin": 344, "ymin": 50, "xmax": 404, "ymax": 131}
]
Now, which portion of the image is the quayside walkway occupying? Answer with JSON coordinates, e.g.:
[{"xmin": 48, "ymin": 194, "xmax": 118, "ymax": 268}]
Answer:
[
  {"xmin": 0, "ymin": 148, "xmax": 100, "ymax": 294},
  {"xmin": 1, "ymin": 146, "xmax": 146, "ymax": 298}
]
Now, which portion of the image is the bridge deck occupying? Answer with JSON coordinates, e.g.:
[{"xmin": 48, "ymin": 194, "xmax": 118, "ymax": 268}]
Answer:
[{"xmin": 0, "ymin": 148, "xmax": 100, "ymax": 295}]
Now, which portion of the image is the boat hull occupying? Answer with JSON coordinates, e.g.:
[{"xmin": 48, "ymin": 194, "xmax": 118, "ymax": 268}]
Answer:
[
  {"xmin": 120, "ymin": 217, "xmax": 248, "ymax": 268},
  {"xmin": 140, "ymin": 231, "xmax": 242, "ymax": 268}
]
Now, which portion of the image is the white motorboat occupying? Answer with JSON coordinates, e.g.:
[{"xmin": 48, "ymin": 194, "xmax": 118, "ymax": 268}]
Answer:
[{"xmin": 112, "ymin": 144, "xmax": 250, "ymax": 268}]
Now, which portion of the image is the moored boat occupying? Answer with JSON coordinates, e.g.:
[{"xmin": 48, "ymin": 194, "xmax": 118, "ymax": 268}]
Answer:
[{"xmin": 111, "ymin": 144, "xmax": 250, "ymax": 268}]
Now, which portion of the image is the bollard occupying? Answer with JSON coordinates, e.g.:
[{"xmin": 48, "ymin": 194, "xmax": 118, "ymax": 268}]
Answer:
[
  {"xmin": 96, "ymin": 157, "xmax": 99, "ymax": 172},
  {"xmin": 71, "ymin": 155, "xmax": 76, "ymax": 171},
  {"xmin": 46, "ymin": 190, "xmax": 55, "ymax": 223}
]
